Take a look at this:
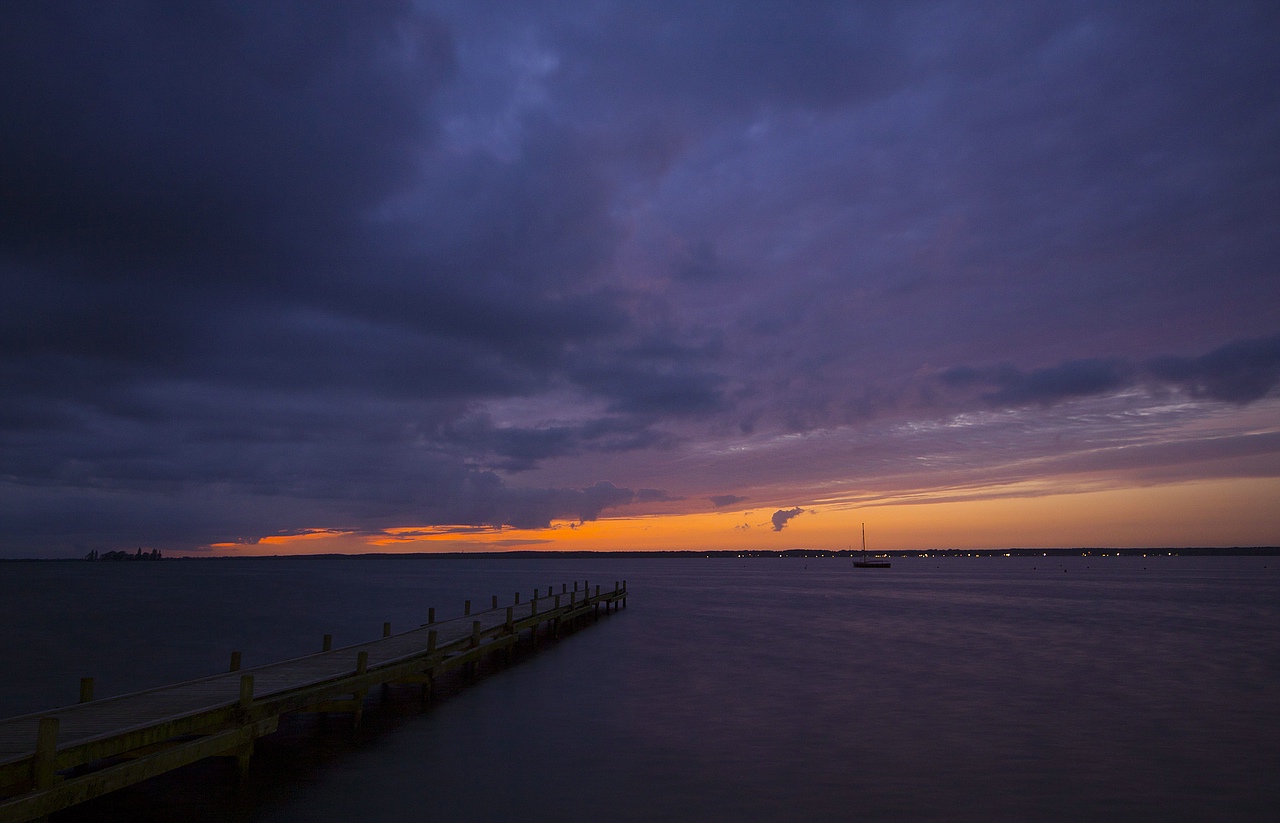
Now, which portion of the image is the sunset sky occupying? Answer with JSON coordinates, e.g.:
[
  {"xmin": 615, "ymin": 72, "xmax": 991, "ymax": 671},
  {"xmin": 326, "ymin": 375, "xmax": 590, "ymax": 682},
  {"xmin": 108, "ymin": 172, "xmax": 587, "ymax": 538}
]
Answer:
[{"xmin": 2, "ymin": 2, "xmax": 1277, "ymax": 557}]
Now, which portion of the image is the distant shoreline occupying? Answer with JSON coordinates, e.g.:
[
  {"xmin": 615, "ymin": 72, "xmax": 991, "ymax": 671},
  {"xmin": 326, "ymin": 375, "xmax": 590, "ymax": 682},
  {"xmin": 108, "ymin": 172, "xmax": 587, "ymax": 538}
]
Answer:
[{"xmin": 3, "ymin": 546, "xmax": 1279, "ymax": 561}]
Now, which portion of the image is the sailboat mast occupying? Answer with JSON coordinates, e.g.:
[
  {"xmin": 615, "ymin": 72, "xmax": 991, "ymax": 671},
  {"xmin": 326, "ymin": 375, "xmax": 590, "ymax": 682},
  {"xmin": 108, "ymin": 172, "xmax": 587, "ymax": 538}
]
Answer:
[{"xmin": 861, "ymin": 522, "xmax": 865, "ymax": 553}]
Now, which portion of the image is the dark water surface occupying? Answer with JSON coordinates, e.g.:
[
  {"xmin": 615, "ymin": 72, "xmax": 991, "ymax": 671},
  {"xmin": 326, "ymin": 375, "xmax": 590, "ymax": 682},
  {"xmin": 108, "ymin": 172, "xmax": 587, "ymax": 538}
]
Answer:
[{"xmin": 2, "ymin": 555, "xmax": 1277, "ymax": 822}]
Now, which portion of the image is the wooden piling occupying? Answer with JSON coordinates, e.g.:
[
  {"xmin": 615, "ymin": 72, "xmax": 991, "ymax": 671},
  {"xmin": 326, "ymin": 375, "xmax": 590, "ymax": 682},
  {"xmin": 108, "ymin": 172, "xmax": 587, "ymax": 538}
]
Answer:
[
  {"xmin": 235, "ymin": 739, "xmax": 253, "ymax": 784},
  {"xmin": 464, "ymin": 600, "xmax": 471, "ymax": 616},
  {"xmin": 420, "ymin": 673, "xmax": 433, "ymax": 709},
  {"xmin": 468, "ymin": 621, "xmax": 481, "ymax": 678},
  {"xmin": 323, "ymin": 634, "xmax": 332, "ymax": 652},
  {"xmin": 78, "ymin": 678, "xmax": 93, "ymax": 704},
  {"xmin": 233, "ymin": 677, "xmax": 255, "ymax": 784},
  {"xmin": 32, "ymin": 717, "xmax": 58, "ymax": 791},
  {"xmin": 352, "ymin": 652, "xmax": 368, "ymax": 729},
  {"xmin": 428, "ymin": 607, "xmax": 435, "ymax": 624},
  {"xmin": 383, "ymin": 622, "xmax": 392, "ymax": 638},
  {"xmin": 491, "ymin": 595, "xmax": 498, "ymax": 610},
  {"xmin": 229, "ymin": 651, "xmax": 242, "ymax": 672}
]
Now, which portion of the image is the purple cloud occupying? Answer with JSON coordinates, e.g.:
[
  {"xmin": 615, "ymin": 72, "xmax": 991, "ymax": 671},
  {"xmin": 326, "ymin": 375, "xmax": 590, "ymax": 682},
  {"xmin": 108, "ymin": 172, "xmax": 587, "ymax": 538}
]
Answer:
[{"xmin": 771, "ymin": 508, "xmax": 805, "ymax": 532}]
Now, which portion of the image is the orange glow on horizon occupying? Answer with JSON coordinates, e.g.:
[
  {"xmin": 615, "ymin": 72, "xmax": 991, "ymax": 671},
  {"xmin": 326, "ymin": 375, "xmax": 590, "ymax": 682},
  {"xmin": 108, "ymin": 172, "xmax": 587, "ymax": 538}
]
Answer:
[{"xmin": 205, "ymin": 476, "xmax": 1280, "ymax": 556}]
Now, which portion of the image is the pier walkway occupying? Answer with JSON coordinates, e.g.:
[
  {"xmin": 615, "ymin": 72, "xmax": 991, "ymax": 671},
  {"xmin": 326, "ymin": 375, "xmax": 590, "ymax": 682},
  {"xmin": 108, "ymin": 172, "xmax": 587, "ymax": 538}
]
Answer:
[{"xmin": 0, "ymin": 579, "xmax": 627, "ymax": 822}]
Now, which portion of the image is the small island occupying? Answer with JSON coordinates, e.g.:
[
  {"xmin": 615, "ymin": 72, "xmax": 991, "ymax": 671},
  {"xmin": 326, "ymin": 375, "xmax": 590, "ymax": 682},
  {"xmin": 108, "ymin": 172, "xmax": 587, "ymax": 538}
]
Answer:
[{"xmin": 85, "ymin": 548, "xmax": 164, "ymax": 562}]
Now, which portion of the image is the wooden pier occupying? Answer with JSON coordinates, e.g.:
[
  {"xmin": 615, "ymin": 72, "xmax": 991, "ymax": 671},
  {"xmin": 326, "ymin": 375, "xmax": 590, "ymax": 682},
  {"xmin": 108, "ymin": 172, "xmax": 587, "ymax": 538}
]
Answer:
[{"xmin": 0, "ymin": 579, "xmax": 627, "ymax": 822}]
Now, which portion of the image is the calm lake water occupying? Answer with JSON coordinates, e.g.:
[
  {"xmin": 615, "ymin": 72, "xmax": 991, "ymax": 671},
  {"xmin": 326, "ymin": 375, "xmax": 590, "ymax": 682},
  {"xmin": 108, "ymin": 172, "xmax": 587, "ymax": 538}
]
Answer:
[{"xmin": 2, "ymin": 555, "xmax": 1277, "ymax": 822}]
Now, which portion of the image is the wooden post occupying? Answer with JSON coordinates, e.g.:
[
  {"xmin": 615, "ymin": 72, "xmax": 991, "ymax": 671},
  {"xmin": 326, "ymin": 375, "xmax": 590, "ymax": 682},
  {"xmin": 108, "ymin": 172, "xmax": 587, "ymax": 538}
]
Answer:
[
  {"xmin": 491, "ymin": 595, "xmax": 498, "ymax": 610},
  {"xmin": 428, "ymin": 607, "xmax": 435, "ymax": 624},
  {"xmin": 236, "ymin": 739, "xmax": 254, "ymax": 784},
  {"xmin": 78, "ymin": 677, "xmax": 94, "ymax": 703},
  {"xmin": 469, "ymin": 620, "xmax": 481, "ymax": 679},
  {"xmin": 323, "ymin": 633, "xmax": 332, "ymax": 651},
  {"xmin": 428, "ymin": 629, "xmax": 438, "ymax": 652},
  {"xmin": 421, "ymin": 672, "xmax": 434, "ymax": 709},
  {"xmin": 573, "ymin": 581, "xmax": 578, "ymax": 592},
  {"xmin": 239, "ymin": 675, "xmax": 254, "ymax": 710},
  {"xmin": 555, "ymin": 593, "xmax": 561, "ymax": 609},
  {"xmin": 33, "ymin": 716, "xmax": 59, "ymax": 790},
  {"xmin": 379, "ymin": 624, "xmax": 392, "ymax": 697},
  {"xmin": 562, "ymin": 583, "xmax": 567, "ymax": 593},
  {"xmin": 235, "ymin": 676, "xmax": 256, "ymax": 781},
  {"xmin": 531, "ymin": 596, "xmax": 538, "ymax": 615},
  {"xmin": 464, "ymin": 599, "xmax": 471, "ymax": 616},
  {"xmin": 352, "ymin": 652, "xmax": 369, "ymax": 730},
  {"xmin": 505, "ymin": 606, "xmax": 514, "ymax": 632},
  {"xmin": 229, "ymin": 651, "xmax": 242, "ymax": 672},
  {"xmin": 515, "ymin": 592, "xmax": 520, "ymax": 604}
]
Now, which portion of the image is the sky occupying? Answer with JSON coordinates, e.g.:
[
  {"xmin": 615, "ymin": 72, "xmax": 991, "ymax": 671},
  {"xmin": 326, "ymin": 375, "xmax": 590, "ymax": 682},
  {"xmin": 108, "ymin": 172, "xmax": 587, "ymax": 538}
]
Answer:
[{"xmin": 1, "ymin": 1, "xmax": 1278, "ymax": 557}]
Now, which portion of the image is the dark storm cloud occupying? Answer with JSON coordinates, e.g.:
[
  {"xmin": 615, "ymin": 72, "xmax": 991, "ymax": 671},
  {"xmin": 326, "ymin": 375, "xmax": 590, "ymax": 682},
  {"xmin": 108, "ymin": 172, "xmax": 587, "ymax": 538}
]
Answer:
[
  {"xmin": 0, "ymin": 1, "xmax": 653, "ymax": 552},
  {"xmin": 0, "ymin": 2, "xmax": 453, "ymax": 268},
  {"xmin": 2, "ymin": 2, "xmax": 1278, "ymax": 554},
  {"xmin": 534, "ymin": 0, "xmax": 974, "ymax": 119},
  {"xmin": 438, "ymin": 412, "xmax": 676, "ymax": 472},
  {"xmin": 1146, "ymin": 334, "xmax": 1280, "ymax": 405},
  {"xmin": 571, "ymin": 362, "xmax": 728, "ymax": 416},
  {"xmin": 636, "ymin": 488, "xmax": 681, "ymax": 503},
  {"xmin": 771, "ymin": 507, "xmax": 804, "ymax": 532},
  {"xmin": 940, "ymin": 359, "xmax": 1134, "ymax": 408},
  {"xmin": 0, "ymin": 467, "xmax": 637, "ymax": 553},
  {"xmin": 709, "ymin": 494, "xmax": 748, "ymax": 508},
  {"xmin": 935, "ymin": 335, "xmax": 1280, "ymax": 413}
]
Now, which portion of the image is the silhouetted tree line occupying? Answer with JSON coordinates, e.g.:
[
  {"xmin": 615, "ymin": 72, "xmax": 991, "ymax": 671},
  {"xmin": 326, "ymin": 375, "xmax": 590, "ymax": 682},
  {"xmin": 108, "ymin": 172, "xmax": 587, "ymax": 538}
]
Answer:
[{"xmin": 86, "ymin": 548, "xmax": 163, "ymax": 561}]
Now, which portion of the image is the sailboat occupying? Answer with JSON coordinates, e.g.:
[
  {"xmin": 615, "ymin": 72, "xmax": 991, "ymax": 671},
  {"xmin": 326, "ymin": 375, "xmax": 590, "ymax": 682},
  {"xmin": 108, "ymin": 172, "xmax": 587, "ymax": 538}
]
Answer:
[{"xmin": 852, "ymin": 522, "xmax": 891, "ymax": 568}]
